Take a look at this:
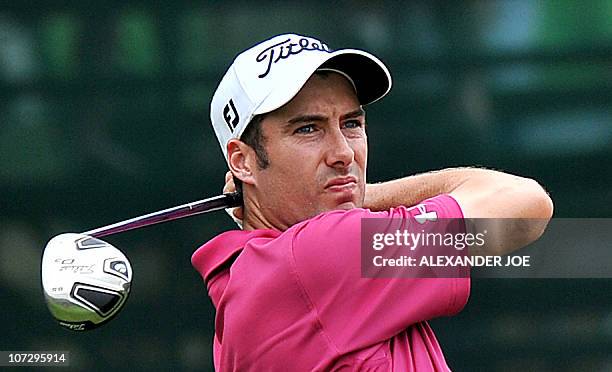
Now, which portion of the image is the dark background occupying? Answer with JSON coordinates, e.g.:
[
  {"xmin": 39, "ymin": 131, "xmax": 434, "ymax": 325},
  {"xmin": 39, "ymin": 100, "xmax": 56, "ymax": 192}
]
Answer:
[{"xmin": 2, "ymin": 1, "xmax": 612, "ymax": 370}]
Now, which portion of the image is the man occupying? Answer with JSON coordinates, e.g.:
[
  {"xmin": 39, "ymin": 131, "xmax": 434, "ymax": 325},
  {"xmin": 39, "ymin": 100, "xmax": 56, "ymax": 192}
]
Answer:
[{"xmin": 192, "ymin": 33, "xmax": 553, "ymax": 371}]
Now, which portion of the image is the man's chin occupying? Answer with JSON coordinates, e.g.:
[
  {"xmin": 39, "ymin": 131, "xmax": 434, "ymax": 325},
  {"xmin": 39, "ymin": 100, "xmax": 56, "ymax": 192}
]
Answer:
[
  {"xmin": 312, "ymin": 193, "xmax": 363, "ymax": 216},
  {"xmin": 329, "ymin": 192, "xmax": 363, "ymax": 211}
]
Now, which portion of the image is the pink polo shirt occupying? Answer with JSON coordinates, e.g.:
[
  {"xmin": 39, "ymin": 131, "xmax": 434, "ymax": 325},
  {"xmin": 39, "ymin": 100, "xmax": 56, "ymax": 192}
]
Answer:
[{"xmin": 192, "ymin": 194, "xmax": 470, "ymax": 371}]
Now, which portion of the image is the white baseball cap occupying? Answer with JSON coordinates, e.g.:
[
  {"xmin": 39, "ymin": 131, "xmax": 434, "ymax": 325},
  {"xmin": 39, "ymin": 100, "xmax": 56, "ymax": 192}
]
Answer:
[{"xmin": 210, "ymin": 33, "xmax": 392, "ymax": 159}]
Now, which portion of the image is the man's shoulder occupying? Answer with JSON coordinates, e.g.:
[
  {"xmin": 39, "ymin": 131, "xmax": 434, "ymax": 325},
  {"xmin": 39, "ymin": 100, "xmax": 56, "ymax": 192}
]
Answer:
[
  {"xmin": 285, "ymin": 207, "xmax": 384, "ymax": 239},
  {"xmin": 192, "ymin": 229, "xmax": 280, "ymax": 282},
  {"xmin": 294, "ymin": 207, "xmax": 377, "ymax": 226}
]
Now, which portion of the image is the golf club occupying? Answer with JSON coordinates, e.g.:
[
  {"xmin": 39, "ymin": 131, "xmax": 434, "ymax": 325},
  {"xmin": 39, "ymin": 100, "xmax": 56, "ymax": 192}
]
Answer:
[{"xmin": 41, "ymin": 192, "xmax": 241, "ymax": 331}]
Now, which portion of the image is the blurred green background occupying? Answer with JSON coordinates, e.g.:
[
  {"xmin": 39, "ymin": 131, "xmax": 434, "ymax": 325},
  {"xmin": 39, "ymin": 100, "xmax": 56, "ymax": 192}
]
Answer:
[{"xmin": 2, "ymin": 1, "xmax": 612, "ymax": 370}]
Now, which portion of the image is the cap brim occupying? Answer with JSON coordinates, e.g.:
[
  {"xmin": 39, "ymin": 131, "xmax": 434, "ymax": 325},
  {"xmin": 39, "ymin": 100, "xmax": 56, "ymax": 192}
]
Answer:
[{"xmin": 321, "ymin": 49, "xmax": 392, "ymax": 106}]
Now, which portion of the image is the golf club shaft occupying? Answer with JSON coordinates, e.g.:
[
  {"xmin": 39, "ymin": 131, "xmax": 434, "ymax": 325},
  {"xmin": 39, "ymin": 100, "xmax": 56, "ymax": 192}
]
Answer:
[{"xmin": 83, "ymin": 192, "xmax": 242, "ymax": 238}]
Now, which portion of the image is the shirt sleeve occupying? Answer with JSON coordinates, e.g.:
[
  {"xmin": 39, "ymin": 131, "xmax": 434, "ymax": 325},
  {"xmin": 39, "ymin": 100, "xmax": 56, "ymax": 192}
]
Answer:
[{"xmin": 289, "ymin": 194, "xmax": 470, "ymax": 352}]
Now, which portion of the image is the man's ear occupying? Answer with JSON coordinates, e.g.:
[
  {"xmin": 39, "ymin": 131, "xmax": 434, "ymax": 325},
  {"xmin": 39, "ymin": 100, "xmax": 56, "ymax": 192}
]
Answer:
[{"xmin": 227, "ymin": 139, "xmax": 257, "ymax": 186}]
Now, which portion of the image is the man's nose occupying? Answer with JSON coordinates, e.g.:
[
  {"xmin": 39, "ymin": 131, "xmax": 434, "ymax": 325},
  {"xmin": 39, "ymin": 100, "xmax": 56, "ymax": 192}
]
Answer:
[{"xmin": 325, "ymin": 127, "xmax": 355, "ymax": 168}]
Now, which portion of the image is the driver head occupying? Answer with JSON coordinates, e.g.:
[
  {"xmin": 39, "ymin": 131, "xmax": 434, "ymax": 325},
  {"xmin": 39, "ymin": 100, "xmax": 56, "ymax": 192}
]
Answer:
[{"xmin": 41, "ymin": 233, "xmax": 132, "ymax": 331}]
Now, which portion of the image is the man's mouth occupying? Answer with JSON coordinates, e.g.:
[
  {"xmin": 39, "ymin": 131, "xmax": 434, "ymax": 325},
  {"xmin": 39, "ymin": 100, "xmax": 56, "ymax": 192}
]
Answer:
[{"xmin": 324, "ymin": 176, "xmax": 358, "ymax": 192}]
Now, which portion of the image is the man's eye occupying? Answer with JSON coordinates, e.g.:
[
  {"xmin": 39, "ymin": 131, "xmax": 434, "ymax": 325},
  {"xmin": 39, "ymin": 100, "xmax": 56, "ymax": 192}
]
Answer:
[
  {"xmin": 295, "ymin": 124, "xmax": 315, "ymax": 134},
  {"xmin": 343, "ymin": 120, "xmax": 363, "ymax": 129}
]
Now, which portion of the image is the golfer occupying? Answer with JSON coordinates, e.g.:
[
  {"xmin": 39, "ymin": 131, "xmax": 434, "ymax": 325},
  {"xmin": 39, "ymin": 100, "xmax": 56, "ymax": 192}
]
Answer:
[{"xmin": 192, "ymin": 33, "xmax": 553, "ymax": 371}]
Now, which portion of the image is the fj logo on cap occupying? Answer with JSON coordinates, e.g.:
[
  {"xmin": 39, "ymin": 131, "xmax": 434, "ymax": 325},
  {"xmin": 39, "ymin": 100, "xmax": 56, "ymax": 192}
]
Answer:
[
  {"xmin": 223, "ymin": 99, "xmax": 240, "ymax": 132},
  {"xmin": 256, "ymin": 37, "xmax": 331, "ymax": 78}
]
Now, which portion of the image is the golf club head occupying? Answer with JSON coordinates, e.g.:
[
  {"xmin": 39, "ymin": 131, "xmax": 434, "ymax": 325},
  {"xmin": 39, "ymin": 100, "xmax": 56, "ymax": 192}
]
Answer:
[{"xmin": 41, "ymin": 233, "xmax": 132, "ymax": 331}]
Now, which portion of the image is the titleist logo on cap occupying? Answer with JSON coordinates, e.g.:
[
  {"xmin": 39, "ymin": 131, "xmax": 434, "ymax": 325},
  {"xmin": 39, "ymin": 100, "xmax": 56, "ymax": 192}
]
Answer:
[{"xmin": 255, "ymin": 37, "xmax": 332, "ymax": 78}]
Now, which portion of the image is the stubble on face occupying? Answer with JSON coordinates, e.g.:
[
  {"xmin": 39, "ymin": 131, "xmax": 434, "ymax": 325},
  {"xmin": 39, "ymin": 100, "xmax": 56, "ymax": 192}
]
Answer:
[{"xmin": 243, "ymin": 72, "xmax": 368, "ymax": 231}]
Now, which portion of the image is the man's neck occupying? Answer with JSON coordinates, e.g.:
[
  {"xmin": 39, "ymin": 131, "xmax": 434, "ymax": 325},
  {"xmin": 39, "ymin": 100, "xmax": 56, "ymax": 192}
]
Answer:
[{"xmin": 242, "ymin": 204, "xmax": 286, "ymax": 231}]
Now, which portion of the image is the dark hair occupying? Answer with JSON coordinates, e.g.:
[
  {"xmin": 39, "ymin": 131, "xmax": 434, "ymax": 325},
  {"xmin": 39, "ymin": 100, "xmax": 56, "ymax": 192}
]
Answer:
[
  {"xmin": 233, "ymin": 114, "xmax": 269, "ymax": 197},
  {"xmin": 241, "ymin": 114, "xmax": 269, "ymax": 169}
]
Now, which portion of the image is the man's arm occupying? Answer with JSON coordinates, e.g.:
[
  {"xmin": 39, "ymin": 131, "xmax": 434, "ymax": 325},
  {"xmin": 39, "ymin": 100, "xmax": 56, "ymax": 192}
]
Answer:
[{"xmin": 364, "ymin": 167, "xmax": 554, "ymax": 256}]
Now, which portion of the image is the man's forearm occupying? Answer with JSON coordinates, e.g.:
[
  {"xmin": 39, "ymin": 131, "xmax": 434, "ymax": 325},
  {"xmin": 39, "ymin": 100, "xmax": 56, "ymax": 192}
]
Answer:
[
  {"xmin": 364, "ymin": 166, "xmax": 554, "ymax": 256},
  {"xmin": 364, "ymin": 167, "xmax": 490, "ymax": 211}
]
